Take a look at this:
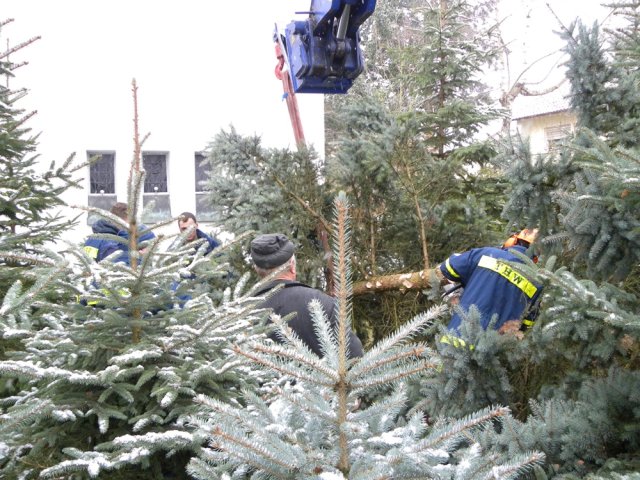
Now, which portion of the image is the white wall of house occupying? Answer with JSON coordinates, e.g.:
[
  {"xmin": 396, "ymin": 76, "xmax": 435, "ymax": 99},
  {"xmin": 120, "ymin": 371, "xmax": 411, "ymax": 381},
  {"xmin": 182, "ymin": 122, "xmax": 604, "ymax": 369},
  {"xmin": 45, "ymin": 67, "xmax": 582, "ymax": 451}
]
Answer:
[
  {"xmin": 515, "ymin": 111, "xmax": 577, "ymax": 155},
  {"xmin": 3, "ymin": 1, "xmax": 326, "ymax": 246}
]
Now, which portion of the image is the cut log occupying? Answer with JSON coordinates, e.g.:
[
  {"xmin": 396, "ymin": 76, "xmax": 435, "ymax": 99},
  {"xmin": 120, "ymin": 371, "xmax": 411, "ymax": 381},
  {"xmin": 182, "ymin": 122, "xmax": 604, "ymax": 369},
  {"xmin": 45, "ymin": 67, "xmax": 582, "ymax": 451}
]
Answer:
[{"xmin": 352, "ymin": 268, "xmax": 438, "ymax": 296}]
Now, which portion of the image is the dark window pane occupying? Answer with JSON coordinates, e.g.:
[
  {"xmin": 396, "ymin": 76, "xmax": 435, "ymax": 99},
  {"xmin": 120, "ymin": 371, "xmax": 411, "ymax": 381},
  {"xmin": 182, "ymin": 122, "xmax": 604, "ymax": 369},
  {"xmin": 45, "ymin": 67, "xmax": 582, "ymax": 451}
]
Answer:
[
  {"xmin": 87, "ymin": 194, "xmax": 117, "ymax": 225},
  {"xmin": 196, "ymin": 193, "xmax": 216, "ymax": 222},
  {"xmin": 194, "ymin": 152, "xmax": 211, "ymax": 192},
  {"xmin": 142, "ymin": 194, "xmax": 171, "ymax": 223},
  {"xmin": 143, "ymin": 153, "xmax": 168, "ymax": 193},
  {"xmin": 88, "ymin": 152, "xmax": 115, "ymax": 194}
]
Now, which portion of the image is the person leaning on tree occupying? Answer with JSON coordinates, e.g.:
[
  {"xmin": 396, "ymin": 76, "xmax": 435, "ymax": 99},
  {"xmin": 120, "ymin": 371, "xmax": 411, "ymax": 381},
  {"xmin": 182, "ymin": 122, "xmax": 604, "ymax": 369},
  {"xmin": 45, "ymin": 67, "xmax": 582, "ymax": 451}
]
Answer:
[
  {"xmin": 251, "ymin": 233, "xmax": 364, "ymax": 358},
  {"xmin": 436, "ymin": 229, "xmax": 543, "ymax": 342}
]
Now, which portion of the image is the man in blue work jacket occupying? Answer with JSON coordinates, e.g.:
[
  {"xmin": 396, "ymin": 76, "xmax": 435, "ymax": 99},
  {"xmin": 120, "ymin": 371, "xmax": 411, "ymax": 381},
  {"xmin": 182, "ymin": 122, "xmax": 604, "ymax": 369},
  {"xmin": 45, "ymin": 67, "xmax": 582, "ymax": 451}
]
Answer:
[
  {"xmin": 84, "ymin": 202, "xmax": 157, "ymax": 265},
  {"xmin": 83, "ymin": 202, "xmax": 129, "ymax": 263},
  {"xmin": 83, "ymin": 219, "xmax": 121, "ymax": 262},
  {"xmin": 437, "ymin": 229, "xmax": 542, "ymax": 336}
]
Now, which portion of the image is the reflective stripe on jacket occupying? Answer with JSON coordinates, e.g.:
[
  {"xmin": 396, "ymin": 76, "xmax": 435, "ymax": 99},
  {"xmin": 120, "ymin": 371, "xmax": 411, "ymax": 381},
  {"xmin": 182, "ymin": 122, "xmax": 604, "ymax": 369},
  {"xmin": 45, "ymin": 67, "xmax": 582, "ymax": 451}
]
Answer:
[
  {"xmin": 83, "ymin": 220, "xmax": 121, "ymax": 262},
  {"xmin": 439, "ymin": 245, "xmax": 542, "ymax": 333}
]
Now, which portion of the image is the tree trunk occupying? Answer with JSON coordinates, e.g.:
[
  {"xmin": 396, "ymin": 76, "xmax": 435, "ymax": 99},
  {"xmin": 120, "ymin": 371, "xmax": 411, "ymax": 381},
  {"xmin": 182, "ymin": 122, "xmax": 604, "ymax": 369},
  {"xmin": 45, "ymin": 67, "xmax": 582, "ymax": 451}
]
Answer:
[{"xmin": 353, "ymin": 268, "xmax": 438, "ymax": 296}]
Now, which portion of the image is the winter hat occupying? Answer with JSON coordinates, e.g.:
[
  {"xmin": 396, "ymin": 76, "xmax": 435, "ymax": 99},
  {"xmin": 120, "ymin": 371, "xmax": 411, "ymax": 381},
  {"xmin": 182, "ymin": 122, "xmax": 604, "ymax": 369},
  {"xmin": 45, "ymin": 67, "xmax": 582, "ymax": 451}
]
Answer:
[{"xmin": 251, "ymin": 233, "xmax": 295, "ymax": 269}]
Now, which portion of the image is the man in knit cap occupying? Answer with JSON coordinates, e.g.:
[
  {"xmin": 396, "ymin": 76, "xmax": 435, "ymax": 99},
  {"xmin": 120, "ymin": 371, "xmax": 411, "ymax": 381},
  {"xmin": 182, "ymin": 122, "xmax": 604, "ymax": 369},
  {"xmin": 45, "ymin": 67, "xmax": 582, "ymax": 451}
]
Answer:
[{"xmin": 251, "ymin": 233, "xmax": 363, "ymax": 358}]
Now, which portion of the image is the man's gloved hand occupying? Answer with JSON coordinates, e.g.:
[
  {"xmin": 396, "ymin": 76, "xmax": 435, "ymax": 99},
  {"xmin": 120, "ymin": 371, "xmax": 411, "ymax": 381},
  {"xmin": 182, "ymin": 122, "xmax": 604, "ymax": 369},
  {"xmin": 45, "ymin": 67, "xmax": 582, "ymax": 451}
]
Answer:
[{"xmin": 441, "ymin": 282, "xmax": 462, "ymax": 302}]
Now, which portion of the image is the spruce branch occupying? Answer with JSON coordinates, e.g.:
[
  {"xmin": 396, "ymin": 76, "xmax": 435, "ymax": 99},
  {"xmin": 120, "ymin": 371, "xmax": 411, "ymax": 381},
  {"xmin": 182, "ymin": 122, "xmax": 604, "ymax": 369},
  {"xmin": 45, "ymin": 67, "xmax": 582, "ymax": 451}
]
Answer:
[
  {"xmin": 415, "ymin": 406, "xmax": 511, "ymax": 453},
  {"xmin": 348, "ymin": 386, "xmax": 407, "ymax": 424},
  {"xmin": 210, "ymin": 427, "xmax": 293, "ymax": 477},
  {"xmin": 348, "ymin": 344, "xmax": 436, "ymax": 386},
  {"xmin": 350, "ymin": 360, "xmax": 439, "ymax": 392},
  {"xmin": 484, "ymin": 451, "xmax": 546, "ymax": 480},
  {"xmin": 0, "ymin": 252, "xmax": 57, "ymax": 267},
  {"xmin": 309, "ymin": 299, "xmax": 339, "ymax": 367},
  {"xmin": 246, "ymin": 340, "xmax": 339, "ymax": 382},
  {"xmin": 348, "ymin": 305, "xmax": 445, "ymax": 380},
  {"xmin": 233, "ymin": 344, "xmax": 336, "ymax": 388},
  {"xmin": 193, "ymin": 395, "xmax": 269, "ymax": 441},
  {"xmin": 0, "ymin": 35, "xmax": 41, "ymax": 60},
  {"xmin": 161, "ymin": 297, "xmax": 256, "ymax": 351},
  {"xmin": 280, "ymin": 387, "xmax": 338, "ymax": 423},
  {"xmin": 332, "ymin": 192, "xmax": 352, "ymax": 474}
]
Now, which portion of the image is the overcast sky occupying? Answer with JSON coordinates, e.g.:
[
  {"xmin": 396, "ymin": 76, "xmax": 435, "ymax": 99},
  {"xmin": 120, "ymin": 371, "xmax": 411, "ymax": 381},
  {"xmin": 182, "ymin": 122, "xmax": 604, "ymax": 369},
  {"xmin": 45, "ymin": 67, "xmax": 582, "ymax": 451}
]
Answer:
[
  {"xmin": 2, "ymin": 1, "xmax": 326, "ymax": 158},
  {"xmin": 2, "ymin": 0, "xmax": 615, "ymax": 162},
  {"xmin": 499, "ymin": 0, "xmax": 615, "ymax": 87}
]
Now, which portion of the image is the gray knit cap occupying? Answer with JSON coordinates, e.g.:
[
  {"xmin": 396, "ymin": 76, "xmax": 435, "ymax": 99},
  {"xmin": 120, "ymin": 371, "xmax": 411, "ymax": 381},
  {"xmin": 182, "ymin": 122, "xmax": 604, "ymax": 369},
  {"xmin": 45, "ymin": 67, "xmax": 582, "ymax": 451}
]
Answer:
[{"xmin": 250, "ymin": 233, "xmax": 295, "ymax": 269}]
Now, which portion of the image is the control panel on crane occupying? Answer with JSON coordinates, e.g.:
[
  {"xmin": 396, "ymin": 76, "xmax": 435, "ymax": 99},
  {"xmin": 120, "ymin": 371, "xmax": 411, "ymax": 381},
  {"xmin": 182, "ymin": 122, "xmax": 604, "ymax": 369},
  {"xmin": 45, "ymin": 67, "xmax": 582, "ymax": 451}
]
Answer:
[{"xmin": 279, "ymin": 0, "xmax": 377, "ymax": 94}]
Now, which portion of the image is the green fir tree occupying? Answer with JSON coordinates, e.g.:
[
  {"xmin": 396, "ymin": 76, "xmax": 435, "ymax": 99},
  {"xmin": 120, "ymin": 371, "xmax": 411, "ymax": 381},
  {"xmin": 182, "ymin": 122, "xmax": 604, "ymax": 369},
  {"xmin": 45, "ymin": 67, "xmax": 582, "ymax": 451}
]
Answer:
[
  {"xmin": 0, "ymin": 19, "xmax": 81, "ymax": 297},
  {"xmin": 201, "ymin": 127, "xmax": 330, "ymax": 289}
]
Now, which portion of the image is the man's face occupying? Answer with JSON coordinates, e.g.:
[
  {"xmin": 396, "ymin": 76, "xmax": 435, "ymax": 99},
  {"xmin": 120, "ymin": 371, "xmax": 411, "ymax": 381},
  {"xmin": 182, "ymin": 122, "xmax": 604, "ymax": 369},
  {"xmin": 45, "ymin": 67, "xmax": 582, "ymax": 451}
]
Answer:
[{"xmin": 178, "ymin": 218, "xmax": 198, "ymax": 242}]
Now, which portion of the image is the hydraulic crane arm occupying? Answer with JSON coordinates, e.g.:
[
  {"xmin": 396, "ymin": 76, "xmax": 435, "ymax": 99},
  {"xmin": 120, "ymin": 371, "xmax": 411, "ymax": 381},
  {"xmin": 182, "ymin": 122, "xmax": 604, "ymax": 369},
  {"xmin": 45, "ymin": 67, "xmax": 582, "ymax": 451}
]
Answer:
[
  {"xmin": 273, "ymin": 0, "xmax": 376, "ymax": 148},
  {"xmin": 280, "ymin": 0, "xmax": 377, "ymax": 94},
  {"xmin": 274, "ymin": 29, "xmax": 306, "ymax": 149}
]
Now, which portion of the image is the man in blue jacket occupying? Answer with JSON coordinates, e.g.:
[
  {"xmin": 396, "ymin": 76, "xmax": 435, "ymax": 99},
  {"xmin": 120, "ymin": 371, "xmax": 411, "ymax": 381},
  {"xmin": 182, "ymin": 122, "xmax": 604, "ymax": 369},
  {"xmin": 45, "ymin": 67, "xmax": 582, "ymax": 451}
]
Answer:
[
  {"xmin": 83, "ymin": 219, "xmax": 121, "ymax": 262},
  {"xmin": 438, "ymin": 229, "xmax": 542, "ymax": 335},
  {"xmin": 115, "ymin": 224, "xmax": 157, "ymax": 265},
  {"xmin": 177, "ymin": 212, "xmax": 220, "ymax": 255},
  {"xmin": 83, "ymin": 203, "xmax": 130, "ymax": 262},
  {"xmin": 84, "ymin": 202, "xmax": 156, "ymax": 266}
]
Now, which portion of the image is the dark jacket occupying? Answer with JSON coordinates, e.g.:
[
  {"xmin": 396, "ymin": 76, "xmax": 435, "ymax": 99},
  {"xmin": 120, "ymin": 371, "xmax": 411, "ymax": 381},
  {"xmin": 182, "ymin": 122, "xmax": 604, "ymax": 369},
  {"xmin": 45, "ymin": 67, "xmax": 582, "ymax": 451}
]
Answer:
[
  {"xmin": 440, "ymin": 245, "xmax": 543, "ymax": 332},
  {"xmin": 255, "ymin": 280, "xmax": 364, "ymax": 358},
  {"xmin": 115, "ymin": 224, "xmax": 156, "ymax": 265},
  {"xmin": 194, "ymin": 228, "xmax": 220, "ymax": 256},
  {"xmin": 83, "ymin": 220, "xmax": 121, "ymax": 262}
]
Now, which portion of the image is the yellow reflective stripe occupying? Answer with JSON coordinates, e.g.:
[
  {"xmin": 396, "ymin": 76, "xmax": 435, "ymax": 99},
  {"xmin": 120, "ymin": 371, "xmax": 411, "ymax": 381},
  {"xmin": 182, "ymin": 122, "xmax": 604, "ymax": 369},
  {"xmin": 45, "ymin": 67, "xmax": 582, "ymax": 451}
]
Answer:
[
  {"xmin": 99, "ymin": 288, "xmax": 130, "ymax": 298},
  {"xmin": 445, "ymin": 258, "xmax": 460, "ymax": 279},
  {"xmin": 76, "ymin": 295, "xmax": 100, "ymax": 306},
  {"xmin": 522, "ymin": 318, "xmax": 535, "ymax": 327},
  {"xmin": 440, "ymin": 334, "xmax": 475, "ymax": 350},
  {"xmin": 478, "ymin": 255, "xmax": 537, "ymax": 298},
  {"xmin": 84, "ymin": 246, "xmax": 99, "ymax": 259},
  {"xmin": 78, "ymin": 288, "xmax": 130, "ymax": 306}
]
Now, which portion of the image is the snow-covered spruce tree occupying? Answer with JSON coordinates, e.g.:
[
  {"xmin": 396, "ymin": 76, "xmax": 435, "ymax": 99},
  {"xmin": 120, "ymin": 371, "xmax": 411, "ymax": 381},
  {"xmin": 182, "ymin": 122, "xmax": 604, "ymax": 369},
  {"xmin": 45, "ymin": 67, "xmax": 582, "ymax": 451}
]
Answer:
[
  {"xmin": 186, "ymin": 193, "xmax": 544, "ymax": 480},
  {"xmin": 0, "ymin": 80, "xmax": 269, "ymax": 479},
  {"xmin": 0, "ymin": 19, "xmax": 85, "ymax": 406},
  {"xmin": 0, "ymin": 20, "xmax": 80, "ymax": 297}
]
